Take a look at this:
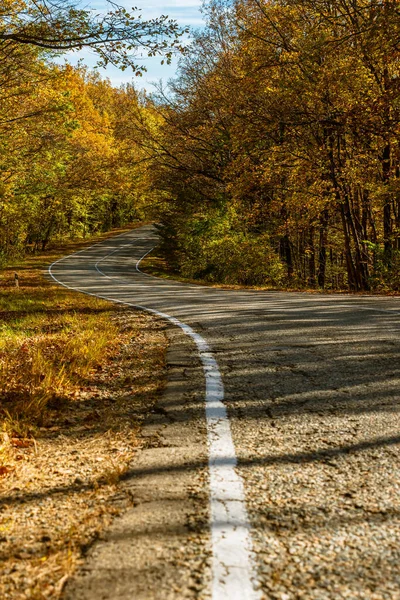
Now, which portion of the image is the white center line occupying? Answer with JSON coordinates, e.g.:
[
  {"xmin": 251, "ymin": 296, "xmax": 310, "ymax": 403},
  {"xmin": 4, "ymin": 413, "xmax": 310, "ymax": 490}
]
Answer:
[{"xmin": 48, "ymin": 232, "xmax": 261, "ymax": 600}]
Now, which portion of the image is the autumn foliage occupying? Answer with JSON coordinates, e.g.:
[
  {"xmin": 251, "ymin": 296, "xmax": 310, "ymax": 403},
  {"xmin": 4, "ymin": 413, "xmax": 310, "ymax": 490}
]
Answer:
[
  {"xmin": 0, "ymin": 0, "xmax": 181, "ymax": 264},
  {"xmin": 3, "ymin": 0, "xmax": 400, "ymax": 292},
  {"xmin": 141, "ymin": 0, "xmax": 400, "ymax": 291}
]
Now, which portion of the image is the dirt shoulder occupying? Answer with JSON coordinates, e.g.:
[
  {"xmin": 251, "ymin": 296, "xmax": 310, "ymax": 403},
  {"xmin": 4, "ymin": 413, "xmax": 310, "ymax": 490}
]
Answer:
[{"xmin": 0, "ymin": 230, "xmax": 168, "ymax": 600}]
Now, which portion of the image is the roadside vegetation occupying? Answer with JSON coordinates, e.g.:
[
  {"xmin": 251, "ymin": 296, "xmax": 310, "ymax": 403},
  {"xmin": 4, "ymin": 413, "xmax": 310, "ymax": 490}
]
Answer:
[
  {"xmin": 0, "ymin": 3, "xmax": 177, "ymax": 597},
  {"xmin": 0, "ymin": 0, "xmax": 185, "ymax": 265},
  {"xmin": 0, "ymin": 232, "xmax": 167, "ymax": 599},
  {"xmin": 1, "ymin": 233, "xmax": 123, "ymax": 437},
  {"xmin": 128, "ymin": 0, "xmax": 400, "ymax": 293}
]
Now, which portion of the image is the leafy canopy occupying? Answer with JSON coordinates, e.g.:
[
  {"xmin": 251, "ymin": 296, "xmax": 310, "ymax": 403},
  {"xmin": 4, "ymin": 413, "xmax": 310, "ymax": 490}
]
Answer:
[{"xmin": 0, "ymin": 0, "xmax": 187, "ymax": 73}]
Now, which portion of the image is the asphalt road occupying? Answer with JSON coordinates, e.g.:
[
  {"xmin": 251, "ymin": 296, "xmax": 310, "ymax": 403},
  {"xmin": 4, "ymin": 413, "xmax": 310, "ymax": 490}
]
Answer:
[{"xmin": 51, "ymin": 225, "xmax": 400, "ymax": 600}]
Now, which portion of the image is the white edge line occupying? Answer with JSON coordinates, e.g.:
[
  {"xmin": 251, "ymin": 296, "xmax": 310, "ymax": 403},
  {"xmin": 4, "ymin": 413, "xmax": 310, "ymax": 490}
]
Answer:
[
  {"xmin": 84, "ymin": 234, "xmax": 400, "ymax": 316},
  {"xmin": 48, "ymin": 233, "xmax": 262, "ymax": 600},
  {"xmin": 136, "ymin": 246, "xmax": 155, "ymax": 272},
  {"xmin": 105, "ymin": 237, "xmax": 400, "ymax": 316}
]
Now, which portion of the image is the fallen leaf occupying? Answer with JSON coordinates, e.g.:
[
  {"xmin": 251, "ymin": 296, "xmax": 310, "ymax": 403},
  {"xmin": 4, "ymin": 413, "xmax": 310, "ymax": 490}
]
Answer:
[
  {"xmin": 11, "ymin": 438, "xmax": 34, "ymax": 448},
  {"xmin": 0, "ymin": 465, "xmax": 15, "ymax": 476}
]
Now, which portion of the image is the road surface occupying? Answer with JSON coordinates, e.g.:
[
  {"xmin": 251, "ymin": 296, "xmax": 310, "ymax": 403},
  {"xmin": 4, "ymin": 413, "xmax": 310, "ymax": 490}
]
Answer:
[{"xmin": 50, "ymin": 225, "xmax": 400, "ymax": 600}]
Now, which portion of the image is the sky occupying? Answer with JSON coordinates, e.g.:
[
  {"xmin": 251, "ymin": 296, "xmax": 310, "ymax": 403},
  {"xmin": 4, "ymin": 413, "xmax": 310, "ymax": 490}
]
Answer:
[{"xmin": 60, "ymin": 0, "xmax": 205, "ymax": 91}]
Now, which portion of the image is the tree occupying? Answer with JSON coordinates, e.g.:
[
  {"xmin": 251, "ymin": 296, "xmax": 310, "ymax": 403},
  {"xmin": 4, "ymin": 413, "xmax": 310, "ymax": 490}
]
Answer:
[
  {"xmin": 141, "ymin": 0, "xmax": 400, "ymax": 291},
  {"xmin": 0, "ymin": 0, "xmax": 187, "ymax": 260},
  {"xmin": 0, "ymin": 0, "xmax": 185, "ymax": 73}
]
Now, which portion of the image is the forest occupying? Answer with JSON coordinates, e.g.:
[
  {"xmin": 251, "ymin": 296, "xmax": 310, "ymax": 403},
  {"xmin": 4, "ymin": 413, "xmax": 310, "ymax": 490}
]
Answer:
[
  {"xmin": 2, "ymin": 0, "xmax": 400, "ymax": 292},
  {"xmin": 0, "ymin": 0, "xmax": 181, "ymax": 262}
]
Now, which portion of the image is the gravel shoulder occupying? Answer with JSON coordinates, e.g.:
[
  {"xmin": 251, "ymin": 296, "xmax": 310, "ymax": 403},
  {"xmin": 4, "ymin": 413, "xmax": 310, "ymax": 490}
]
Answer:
[
  {"xmin": 63, "ymin": 327, "xmax": 212, "ymax": 600},
  {"xmin": 0, "ymin": 309, "xmax": 167, "ymax": 600}
]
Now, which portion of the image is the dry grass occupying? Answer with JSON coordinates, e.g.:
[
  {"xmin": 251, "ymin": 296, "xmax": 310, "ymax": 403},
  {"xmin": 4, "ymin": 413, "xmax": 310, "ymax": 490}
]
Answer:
[
  {"xmin": 0, "ymin": 228, "xmax": 168, "ymax": 599},
  {"xmin": 0, "ymin": 312, "xmax": 120, "ymax": 430}
]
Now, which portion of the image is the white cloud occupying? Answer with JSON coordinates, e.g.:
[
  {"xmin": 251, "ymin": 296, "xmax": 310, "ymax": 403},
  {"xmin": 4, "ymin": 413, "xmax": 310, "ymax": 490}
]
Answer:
[{"xmin": 61, "ymin": 0, "xmax": 204, "ymax": 88}]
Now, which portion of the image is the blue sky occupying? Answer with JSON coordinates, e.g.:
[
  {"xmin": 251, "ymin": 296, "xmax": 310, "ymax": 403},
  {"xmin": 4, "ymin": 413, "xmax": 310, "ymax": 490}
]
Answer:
[{"xmin": 60, "ymin": 0, "xmax": 204, "ymax": 90}]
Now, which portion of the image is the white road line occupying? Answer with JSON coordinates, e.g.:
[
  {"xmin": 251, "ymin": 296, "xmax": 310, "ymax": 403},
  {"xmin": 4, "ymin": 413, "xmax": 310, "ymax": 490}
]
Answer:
[
  {"xmin": 94, "ymin": 241, "xmax": 137, "ymax": 278},
  {"xmin": 135, "ymin": 246, "xmax": 155, "ymax": 272},
  {"xmin": 48, "ymin": 235, "xmax": 262, "ymax": 600},
  {"xmin": 94, "ymin": 236, "xmax": 400, "ymax": 316}
]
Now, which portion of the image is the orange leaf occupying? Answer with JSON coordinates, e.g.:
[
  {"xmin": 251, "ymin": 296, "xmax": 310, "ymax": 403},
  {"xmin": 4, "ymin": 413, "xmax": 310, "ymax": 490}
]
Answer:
[
  {"xmin": 0, "ymin": 466, "xmax": 15, "ymax": 476},
  {"xmin": 11, "ymin": 438, "xmax": 33, "ymax": 448}
]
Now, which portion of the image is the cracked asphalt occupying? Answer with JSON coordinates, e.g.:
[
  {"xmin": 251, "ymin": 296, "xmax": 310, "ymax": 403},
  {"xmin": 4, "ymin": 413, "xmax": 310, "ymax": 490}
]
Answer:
[{"xmin": 52, "ymin": 225, "xmax": 400, "ymax": 600}]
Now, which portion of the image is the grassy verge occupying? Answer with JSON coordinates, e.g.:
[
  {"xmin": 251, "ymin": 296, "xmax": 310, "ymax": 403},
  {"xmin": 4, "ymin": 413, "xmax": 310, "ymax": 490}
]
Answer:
[{"xmin": 0, "ymin": 227, "xmax": 168, "ymax": 599}]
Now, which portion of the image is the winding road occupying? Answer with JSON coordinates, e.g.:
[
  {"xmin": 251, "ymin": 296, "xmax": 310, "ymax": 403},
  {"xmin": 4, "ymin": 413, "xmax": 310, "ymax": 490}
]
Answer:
[{"xmin": 51, "ymin": 225, "xmax": 400, "ymax": 600}]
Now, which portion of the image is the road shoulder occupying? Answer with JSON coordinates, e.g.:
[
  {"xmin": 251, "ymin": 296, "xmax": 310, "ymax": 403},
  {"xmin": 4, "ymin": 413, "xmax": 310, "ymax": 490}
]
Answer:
[{"xmin": 63, "ymin": 326, "xmax": 212, "ymax": 600}]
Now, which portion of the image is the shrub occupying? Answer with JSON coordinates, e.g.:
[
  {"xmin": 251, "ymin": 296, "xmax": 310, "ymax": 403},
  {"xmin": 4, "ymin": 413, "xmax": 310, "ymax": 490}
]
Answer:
[{"xmin": 169, "ymin": 213, "xmax": 285, "ymax": 286}]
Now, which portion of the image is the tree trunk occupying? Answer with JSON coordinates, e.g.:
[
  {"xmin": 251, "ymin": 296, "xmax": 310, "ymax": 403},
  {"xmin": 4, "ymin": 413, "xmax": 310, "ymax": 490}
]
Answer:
[
  {"xmin": 280, "ymin": 234, "xmax": 293, "ymax": 278},
  {"xmin": 308, "ymin": 226, "xmax": 316, "ymax": 287},
  {"xmin": 317, "ymin": 209, "xmax": 329, "ymax": 288},
  {"xmin": 382, "ymin": 141, "xmax": 392, "ymax": 265}
]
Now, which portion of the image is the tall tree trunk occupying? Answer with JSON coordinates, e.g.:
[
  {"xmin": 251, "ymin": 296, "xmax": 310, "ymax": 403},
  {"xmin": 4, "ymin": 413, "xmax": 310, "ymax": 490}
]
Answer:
[
  {"xmin": 394, "ymin": 166, "xmax": 400, "ymax": 251},
  {"xmin": 339, "ymin": 199, "xmax": 359, "ymax": 290},
  {"xmin": 382, "ymin": 141, "xmax": 392, "ymax": 264},
  {"xmin": 279, "ymin": 202, "xmax": 293, "ymax": 278},
  {"xmin": 308, "ymin": 226, "xmax": 316, "ymax": 287},
  {"xmin": 317, "ymin": 209, "xmax": 329, "ymax": 288},
  {"xmin": 280, "ymin": 234, "xmax": 293, "ymax": 278},
  {"xmin": 327, "ymin": 133, "xmax": 370, "ymax": 290}
]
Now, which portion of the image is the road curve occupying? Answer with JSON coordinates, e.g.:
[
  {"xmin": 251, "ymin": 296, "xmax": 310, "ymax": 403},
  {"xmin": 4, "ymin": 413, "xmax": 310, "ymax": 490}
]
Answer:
[{"xmin": 51, "ymin": 225, "xmax": 400, "ymax": 600}]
